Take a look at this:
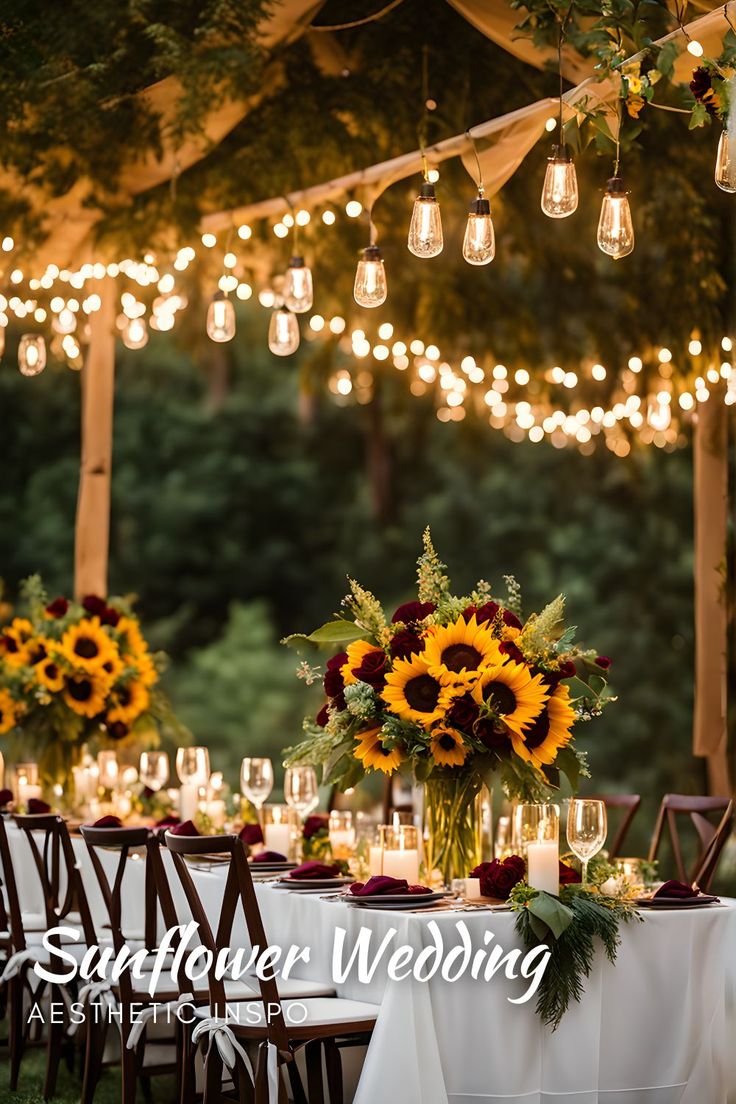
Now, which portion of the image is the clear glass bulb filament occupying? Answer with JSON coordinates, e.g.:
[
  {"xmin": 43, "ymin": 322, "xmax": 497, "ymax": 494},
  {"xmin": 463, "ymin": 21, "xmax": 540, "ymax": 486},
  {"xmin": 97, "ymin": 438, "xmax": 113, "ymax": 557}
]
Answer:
[
  {"xmin": 206, "ymin": 294, "xmax": 236, "ymax": 342},
  {"xmin": 268, "ymin": 307, "xmax": 300, "ymax": 356},
  {"xmin": 715, "ymin": 129, "xmax": 736, "ymax": 193},
  {"xmin": 354, "ymin": 245, "xmax": 387, "ymax": 308},
  {"xmin": 18, "ymin": 334, "xmax": 46, "ymax": 377},
  {"xmin": 407, "ymin": 182, "xmax": 443, "ymax": 258},
  {"xmin": 462, "ymin": 195, "xmax": 495, "ymax": 265},
  {"xmin": 541, "ymin": 148, "xmax": 579, "ymax": 218},
  {"xmin": 597, "ymin": 177, "xmax": 634, "ymax": 259},
  {"xmin": 283, "ymin": 257, "xmax": 314, "ymax": 313}
]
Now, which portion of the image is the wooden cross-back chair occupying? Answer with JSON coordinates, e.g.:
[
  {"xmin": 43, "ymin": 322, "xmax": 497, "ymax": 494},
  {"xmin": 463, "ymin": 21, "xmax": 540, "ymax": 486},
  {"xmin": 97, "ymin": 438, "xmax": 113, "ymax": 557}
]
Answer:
[
  {"xmin": 647, "ymin": 794, "xmax": 734, "ymax": 892},
  {"xmin": 9, "ymin": 813, "xmax": 98, "ymax": 1096},
  {"xmin": 0, "ymin": 814, "xmax": 32, "ymax": 1089},
  {"xmin": 165, "ymin": 830, "xmax": 377, "ymax": 1104},
  {"xmin": 585, "ymin": 794, "xmax": 641, "ymax": 860}
]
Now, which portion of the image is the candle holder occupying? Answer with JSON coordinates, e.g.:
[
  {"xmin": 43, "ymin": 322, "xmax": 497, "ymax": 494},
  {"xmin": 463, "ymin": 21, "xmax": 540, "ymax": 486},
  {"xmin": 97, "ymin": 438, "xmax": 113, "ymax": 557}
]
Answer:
[
  {"xmin": 262, "ymin": 804, "xmax": 299, "ymax": 860},
  {"xmin": 16, "ymin": 762, "xmax": 42, "ymax": 806},
  {"xmin": 97, "ymin": 751, "xmax": 119, "ymax": 794},
  {"xmin": 382, "ymin": 824, "xmax": 420, "ymax": 883},
  {"xmin": 328, "ymin": 811, "xmax": 356, "ymax": 861},
  {"xmin": 176, "ymin": 746, "xmax": 210, "ymax": 823},
  {"xmin": 516, "ymin": 803, "xmax": 560, "ymax": 895}
]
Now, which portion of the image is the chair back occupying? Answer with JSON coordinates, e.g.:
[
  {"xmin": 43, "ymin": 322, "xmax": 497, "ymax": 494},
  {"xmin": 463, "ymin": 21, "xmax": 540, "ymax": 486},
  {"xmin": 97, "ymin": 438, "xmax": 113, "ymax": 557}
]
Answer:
[
  {"xmin": 585, "ymin": 793, "xmax": 641, "ymax": 860},
  {"xmin": 0, "ymin": 815, "xmax": 27, "ymax": 951},
  {"xmin": 13, "ymin": 813, "xmax": 96, "ymax": 946},
  {"xmin": 647, "ymin": 794, "xmax": 733, "ymax": 890},
  {"xmin": 164, "ymin": 831, "xmax": 291, "ymax": 1052}
]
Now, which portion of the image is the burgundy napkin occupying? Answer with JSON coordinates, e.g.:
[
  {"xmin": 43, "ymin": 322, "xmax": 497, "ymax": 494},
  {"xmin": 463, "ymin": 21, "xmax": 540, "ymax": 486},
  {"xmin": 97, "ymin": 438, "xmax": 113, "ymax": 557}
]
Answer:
[
  {"xmin": 0, "ymin": 788, "xmax": 12, "ymax": 807},
  {"xmin": 91, "ymin": 815, "xmax": 123, "ymax": 828},
  {"xmin": 349, "ymin": 875, "xmax": 432, "ymax": 897},
  {"xmin": 168, "ymin": 819, "xmax": 200, "ymax": 836},
  {"xmin": 27, "ymin": 798, "xmax": 51, "ymax": 815},
  {"xmin": 653, "ymin": 879, "xmax": 699, "ymax": 900},
  {"xmin": 155, "ymin": 815, "xmax": 181, "ymax": 828},
  {"xmin": 239, "ymin": 823, "xmax": 264, "ymax": 846},
  {"xmin": 288, "ymin": 860, "xmax": 341, "ymax": 880},
  {"xmin": 251, "ymin": 850, "xmax": 287, "ymax": 863}
]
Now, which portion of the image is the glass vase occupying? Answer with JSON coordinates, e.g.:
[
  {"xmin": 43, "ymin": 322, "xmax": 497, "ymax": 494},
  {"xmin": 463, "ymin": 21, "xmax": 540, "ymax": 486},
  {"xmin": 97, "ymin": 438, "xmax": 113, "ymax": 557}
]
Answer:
[{"xmin": 423, "ymin": 771, "xmax": 490, "ymax": 885}]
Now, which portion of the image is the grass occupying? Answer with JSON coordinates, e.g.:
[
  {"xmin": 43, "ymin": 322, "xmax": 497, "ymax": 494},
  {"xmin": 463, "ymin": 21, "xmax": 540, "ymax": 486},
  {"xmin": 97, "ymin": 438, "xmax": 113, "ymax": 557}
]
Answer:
[{"xmin": 0, "ymin": 1044, "xmax": 177, "ymax": 1103}]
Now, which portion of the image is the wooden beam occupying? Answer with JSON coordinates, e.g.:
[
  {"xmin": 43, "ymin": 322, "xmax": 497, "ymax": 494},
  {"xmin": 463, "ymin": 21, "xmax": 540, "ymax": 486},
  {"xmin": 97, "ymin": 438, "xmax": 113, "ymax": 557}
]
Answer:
[
  {"xmin": 74, "ymin": 278, "xmax": 116, "ymax": 600},
  {"xmin": 693, "ymin": 388, "xmax": 730, "ymax": 795}
]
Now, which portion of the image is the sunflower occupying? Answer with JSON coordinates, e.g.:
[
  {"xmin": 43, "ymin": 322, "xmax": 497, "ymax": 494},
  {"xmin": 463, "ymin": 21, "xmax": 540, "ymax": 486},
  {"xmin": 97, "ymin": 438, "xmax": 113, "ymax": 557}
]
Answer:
[
  {"xmin": 106, "ymin": 678, "xmax": 150, "ymax": 725},
  {"xmin": 134, "ymin": 651, "xmax": 158, "ymax": 688},
  {"xmin": 63, "ymin": 671, "xmax": 110, "ymax": 718},
  {"xmin": 423, "ymin": 614, "xmax": 503, "ymax": 687},
  {"xmin": 0, "ymin": 689, "xmax": 22, "ymax": 735},
  {"xmin": 429, "ymin": 726, "xmax": 468, "ymax": 767},
  {"xmin": 36, "ymin": 655, "xmax": 65, "ymax": 693},
  {"xmin": 1, "ymin": 618, "xmax": 34, "ymax": 667},
  {"xmin": 382, "ymin": 652, "xmax": 455, "ymax": 726},
  {"xmin": 471, "ymin": 660, "xmax": 548, "ymax": 738},
  {"xmin": 353, "ymin": 727, "xmax": 404, "ymax": 774},
  {"xmin": 115, "ymin": 617, "xmax": 148, "ymax": 661},
  {"xmin": 511, "ymin": 684, "xmax": 576, "ymax": 769},
  {"xmin": 26, "ymin": 635, "xmax": 52, "ymax": 667},
  {"xmin": 341, "ymin": 640, "xmax": 382, "ymax": 687},
  {"xmin": 100, "ymin": 649, "xmax": 124, "ymax": 682},
  {"xmin": 60, "ymin": 618, "xmax": 116, "ymax": 673}
]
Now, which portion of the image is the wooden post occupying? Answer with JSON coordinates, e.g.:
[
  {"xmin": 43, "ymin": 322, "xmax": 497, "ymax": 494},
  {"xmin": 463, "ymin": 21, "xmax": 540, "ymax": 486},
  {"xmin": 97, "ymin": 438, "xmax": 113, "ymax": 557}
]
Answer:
[
  {"xmin": 693, "ymin": 388, "xmax": 730, "ymax": 795},
  {"xmin": 74, "ymin": 278, "xmax": 116, "ymax": 600}
]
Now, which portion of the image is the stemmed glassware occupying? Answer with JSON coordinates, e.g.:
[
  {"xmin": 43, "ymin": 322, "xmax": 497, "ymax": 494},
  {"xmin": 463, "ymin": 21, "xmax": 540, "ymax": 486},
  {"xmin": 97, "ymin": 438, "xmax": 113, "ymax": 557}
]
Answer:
[
  {"xmin": 240, "ymin": 757, "xmax": 274, "ymax": 823},
  {"xmin": 139, "ymin": 751, "xmax": 170, "ymax": 792},
  {"xmin": 176, "ymin": 747, "xmax": 210, "ymax": 787},
  {"xmin": 566, "ymin": 799, "xmax": 607, "ymax": 886},
  {"xmin": 284, "ymin": 766, "xmax": 319, "ymax": 821}
]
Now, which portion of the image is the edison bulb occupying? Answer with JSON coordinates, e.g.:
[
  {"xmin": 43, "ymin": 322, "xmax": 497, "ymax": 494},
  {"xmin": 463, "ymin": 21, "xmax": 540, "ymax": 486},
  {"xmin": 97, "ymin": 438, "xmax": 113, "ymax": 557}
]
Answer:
[
  {"xmin": 53, "ymin": 307, "xmax": 77, "ymax": 335},
  {"xmin": 354, "ymin": 245, "xmax": 387, "ymax": 308},
  {"xmin": 122, "ymin": 316, "xmax": 149, "ymax": 350},
  {"xmin": 206, "ymin": 292, "xmax": 235, "ymax": 342},
  {"xmin": 597, "ymin": 177, "xmax": 634, "ymax": 259},
  {"xmin": 268, "ymin": 308, "xmax": 300, "ymax": 356},
  {"xmin": 18, "ymin": 334, "xmax": 46, "ymax": 377},
  {"xmin": 715, "ymin": 129, "xmax": 736, "ymax": 192},
  {"xmin": 283, "ymin": 256, "xmax": 314, "ymax": 313},
  {"xmin": 541, "ymin": 148, "xmax": 579, "ymax": 218},
  {"xmin": 407, "ymin": 182, "xmax": 443, "ymax": 258},
  {"xmin": 462, "ymin": 195, "xmax": 495, "ymax": 265}
]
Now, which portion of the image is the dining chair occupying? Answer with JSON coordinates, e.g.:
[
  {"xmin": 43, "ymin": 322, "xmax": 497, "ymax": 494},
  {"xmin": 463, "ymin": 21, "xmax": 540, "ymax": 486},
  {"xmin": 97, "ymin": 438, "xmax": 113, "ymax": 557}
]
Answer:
[
  {"xmin": 165, "ymin": 830, "xmax": 378, "ymax": 1104},
  {"xmin": 0, "ymin": 813, "xmax": 34, "ymax": 1090},
  {"xmin": 585, "ymin": 794, "xmax": 641, "ymax": 860},
  {"xmin": 647, "ymin": 794, "xmax": 734, "ymax": 891}
]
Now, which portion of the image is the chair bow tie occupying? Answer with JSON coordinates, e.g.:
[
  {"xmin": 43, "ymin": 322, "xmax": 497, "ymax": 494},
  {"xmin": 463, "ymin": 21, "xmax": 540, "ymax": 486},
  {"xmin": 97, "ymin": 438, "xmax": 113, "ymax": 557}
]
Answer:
[
  {"xmin": 191, "ymin": 1017, "xmax": 280, "ymax": 1103},
  {"xmin": 126, "ymin": 991, "xmax": 195, "ymax": 1049},
  {"xmin": 0, "ymin": 949, "xmax": 36, "ymax": 985},
  {"xmin": 67, "ymin": 979, "xmax": 118, "ymax": 1036}
]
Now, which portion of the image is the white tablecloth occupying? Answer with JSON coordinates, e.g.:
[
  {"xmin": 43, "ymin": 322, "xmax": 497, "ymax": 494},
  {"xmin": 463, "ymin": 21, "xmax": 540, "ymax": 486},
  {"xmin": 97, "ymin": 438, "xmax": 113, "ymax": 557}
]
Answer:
[{"xmin": 5, "ymin": 825, "xmax": 736, "ymax": 1103}]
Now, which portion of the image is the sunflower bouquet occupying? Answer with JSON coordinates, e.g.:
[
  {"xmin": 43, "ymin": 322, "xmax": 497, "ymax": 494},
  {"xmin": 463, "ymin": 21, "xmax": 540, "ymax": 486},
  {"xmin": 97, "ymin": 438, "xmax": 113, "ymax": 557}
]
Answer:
[
  {"xmin": 285, "ymin": 530, "xmax": 614, "ymax": 881},
  {"xmin": 0, "ymin": 575, "xmax": 183, "ymax": 790}
]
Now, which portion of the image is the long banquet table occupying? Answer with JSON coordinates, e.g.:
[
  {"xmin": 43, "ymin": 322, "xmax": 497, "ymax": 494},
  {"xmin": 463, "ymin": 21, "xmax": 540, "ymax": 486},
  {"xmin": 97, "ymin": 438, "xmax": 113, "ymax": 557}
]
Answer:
[{"xmin": 6, "ymin": 825, "xmax": 736, "ymax": 1104}]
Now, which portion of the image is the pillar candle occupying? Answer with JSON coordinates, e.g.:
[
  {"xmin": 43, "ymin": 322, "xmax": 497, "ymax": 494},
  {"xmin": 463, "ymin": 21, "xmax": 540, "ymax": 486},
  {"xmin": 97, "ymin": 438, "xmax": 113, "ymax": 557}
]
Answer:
[
  {"xmin": 368, "ymin": 845, "xmax": 384, "ymax": 876},
  {"xmin": 264, "ymin": 822, "xmax": 292, "ymax": 857},
  {"xmin": 382, "ymin": 848, "xmax": 419, "ymax": 883},
  {"xmin": 179, "ymin": 783, "xmax": 198, "ymax": 823},
  {"xmin": 526, "ymin": 839, "xmax": 559, "ymax": 895}
]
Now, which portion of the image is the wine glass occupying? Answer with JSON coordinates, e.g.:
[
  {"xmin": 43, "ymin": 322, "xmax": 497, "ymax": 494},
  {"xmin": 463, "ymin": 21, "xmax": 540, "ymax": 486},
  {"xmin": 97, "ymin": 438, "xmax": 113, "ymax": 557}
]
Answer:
[
  {"xmin": 284, "ymin": 766, "xmax": 319, "ymax": 820},
  {"xmin": 566, "ymin": 799, "xmax": 607, "ymax": 886},
  {"xmin": 139, "ymin": 751, "xmax": 169, "ymax": 793},
  {"xmin": 176, "ymin": 747, "xmax": 210, "ymax": 787},
  {"xmin": 240, "ymin": 757, "xmax": 274, "ymax": 821}
]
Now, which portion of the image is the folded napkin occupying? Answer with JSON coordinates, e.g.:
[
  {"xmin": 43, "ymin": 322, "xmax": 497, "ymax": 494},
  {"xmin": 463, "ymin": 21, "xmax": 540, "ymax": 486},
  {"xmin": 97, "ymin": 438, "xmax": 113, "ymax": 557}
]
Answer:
[
  {"xmin": 653, "ymin": 879, "xmax": 699, "ymax": 899},
  {"xmin": 288, "ymin": 861, "xmax": 341, "ymax": 880},
  {"xmin": 155, "ymin": 815, "xmax": 181, "ymax": 828},
  {"xmin": 251, "ymin": 850, "xmax": 287, "ymax": 863},
  {"xmin": 0, "ymin": 788, "xmax": 12, "ymax": 807},
  {"xmin": 239, "ymin": 824, "xmax": 264, "ymax": 846},
  {"xmin": 27, "ymin": 798, "xmax": 51, "ymax": 815},
  {"xmin": 349, "ymin": 875, "xmax": 432, "ymax": 897},
  {"xmin": 90, "ymin": 815, "xmax": 123, "ymax": 828},
  {"xmin": 168, "ymin": 819, "xmax": 200, "ymax": 836}
]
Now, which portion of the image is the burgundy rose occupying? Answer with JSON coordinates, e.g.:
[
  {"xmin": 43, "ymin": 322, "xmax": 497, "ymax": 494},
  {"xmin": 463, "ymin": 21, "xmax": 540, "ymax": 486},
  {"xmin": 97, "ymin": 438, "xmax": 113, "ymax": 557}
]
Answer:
[
  {"xmin": 559, "ymin": 860, "xmax": 581, "ymax": 885},
  {"xmin": 595, "ymin": 656, "xmax": 611, "ymax": 670},
  {"xmin": 352, "ymin": 649, "xmax": 388, "ymax": 690},
  {"xmin": 82, "ymin": 595, "xmax": 107, "ymax": 616},
  {"xmin": 475, "ymin": 601, "xmax": 501, "ymax": 624},
  {"xmin": 101, "ymin": 607, "xmax": 120, "ymax": 627},
  {"xmin": 239, "ymin": 823, "xmax": 264, "ymax": 846},
  {"xmin": 323, "ymin": 652, "xmax": 347, "ymax": 699},
  {"xmin": 690, "ymin": 67, "xmax": 719, "ymax": 116},
  {"xmin": 303, "ymin": 813, "xmax": 329, "ymax": 839},
  {"xmin": 107, "ymin": 721, "xmax": 129, "ymax": 741},
  {"xmin": 332, "ymin": 691, "xmax": 347, "ymax": 712},
  {"xmin": 502, "ymin": 609, "xmax": 522, "ymax": 630},
  {"xmin": 391, "ymin": 601, "xmax": 435, "ymax": 625},
  {"xmin": 45, "ymin": 597, "xmax": 69, "ymax": 618},
  {"xmin": 470, "ymin": 855, "xmax": 525, "ymax": 899},
  {"xmin": 316, "ymin": 703, "xmax": 330, "ymax": 727},
  {"xmin": 446, "ymin": 694, "xmax": 480, "ymax": 731},
  {"xmin": 558, "ymin": 660, "xmax": 576, "ymax": 679},
  {"xmin": 0, "ymin": 788, "xmax": 12, "ymax": 807},
  {"xmin": 475, "ymin": 718, "xmax": 511, "ymax": 751},
  {"xmin": 390, "ymin": 629, "xmax": 424, "ymax": 660},
  {"xmin": 499, "ymin": 640, "xmax": 524, "ymax": 665}
]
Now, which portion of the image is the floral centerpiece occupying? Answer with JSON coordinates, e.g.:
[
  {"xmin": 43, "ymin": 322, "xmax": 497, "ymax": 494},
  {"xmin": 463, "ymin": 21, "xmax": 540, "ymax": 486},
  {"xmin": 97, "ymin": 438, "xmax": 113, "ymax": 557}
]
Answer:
[
  {"xmin": 284, "ymin": 531, "xmax": 614, "ymax": 882},
  {"xmin": 0, "ymin": 576, "xmax": 184, "ymax": 790}
]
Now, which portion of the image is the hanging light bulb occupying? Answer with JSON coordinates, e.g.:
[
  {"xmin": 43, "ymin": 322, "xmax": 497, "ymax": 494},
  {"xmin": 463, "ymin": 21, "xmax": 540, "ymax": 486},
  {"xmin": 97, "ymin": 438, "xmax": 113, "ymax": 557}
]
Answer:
[
  {"xmin": 541, "ymin": 146, "xmax": 579, "ymax": 218},
  {"xmin": 18, "ymin": 334, "xmax": 46, "ymax": 377},
  {"xmin": 597, "ymin": 176, "xmax": 634, "ymax": 259},
  {"xmin": 206, "ymin": 291, "xmax": 235, "ymax": 342},
  {"xmin": 462, "ymin": 193, "xmax": 495, "ymax": 265},
  {"xmin": 122, "ymin": 316, "xmax": 149, "ymax": 350},
  {"xmin": 407, "ymin": 182, "xmax": 443, "ymax": 258},
  {"xmin": 283, "ymin": 256, "xmax": 314, "ymax": 313},
  {"xmin": 354, "ymin": 245, "xmax": 387, "ymax": 308},
  {"xmin": 715, "ymin": 129, "xmax": 736, "ymax": 192},
  {"xmin": 53, "ymin": 307, "xmax": 77, "ymax": 335},
  {"xmin": 268, "ymin": 307, "xmax": 300, "ymax": 356}
]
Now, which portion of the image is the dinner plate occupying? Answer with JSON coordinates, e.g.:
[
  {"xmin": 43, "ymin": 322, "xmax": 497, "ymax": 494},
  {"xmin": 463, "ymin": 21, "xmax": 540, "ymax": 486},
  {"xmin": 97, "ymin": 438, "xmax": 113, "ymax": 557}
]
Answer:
[
  {"xmin": 274, "ymin": 875, "xmax": 353, "ymax": 890},
  {"xmin": 345, "ymin": 890, "xmax": 447, "ymax": 908},
  {"xmin": 248, "ymin": 861, "xmax": 297, "ymax": 872},
  {"xmin": 636, "ymin": 894, "xmax": 720, "ymax": 908}
]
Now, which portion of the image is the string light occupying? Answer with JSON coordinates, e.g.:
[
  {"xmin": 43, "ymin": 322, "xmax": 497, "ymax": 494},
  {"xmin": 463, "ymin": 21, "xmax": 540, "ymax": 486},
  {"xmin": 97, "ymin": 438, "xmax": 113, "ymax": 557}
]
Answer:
[
  {"xmin": 541, "ymin": 147, "xmax": 579, "ymax": 219},
  {"xmin": 715, "ymin": 128, "xmax": 736, "ymax": 192},
  {"xmin": 463, "ymin": 193, "xmax": 495, "ymax": 265},
  {"xmin": 354, "ymin": 244, "xmax": 387, "ymax": 308},
  {"xmin": 283, "ymin": 256, "xmax": 314, "ymax": 313},
  {"xmin": 206, "ymin": 292, "xmax": 235, "ymax": 342},
  {"xmin": 597, "ymin": 176, "xmax": 634, "ymax": 259},
  {"xmin": 18, "ymin": 334, "xmax": 46, "ymax": 376},
  {"xmin": 407, "ymin": 179, "xmax": 443, "ymax": 258},
  {"xmin": 122, "ymin": 316, "xmax": 149, "ymax": 349},
  {"xmin": 268, "ymin": 307, "xmax": 300, "ymax": 356}
]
